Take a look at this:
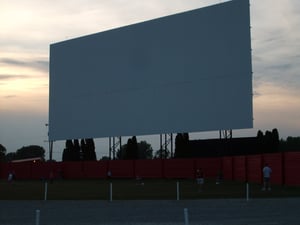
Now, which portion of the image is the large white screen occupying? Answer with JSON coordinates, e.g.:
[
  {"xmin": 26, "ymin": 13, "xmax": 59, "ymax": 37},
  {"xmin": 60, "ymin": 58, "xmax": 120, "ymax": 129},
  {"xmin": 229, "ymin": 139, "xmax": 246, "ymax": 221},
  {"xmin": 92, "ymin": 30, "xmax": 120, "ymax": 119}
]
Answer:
[{"xmin": 49, "ymin": 0, "xmax": 252, "ymax": 141}]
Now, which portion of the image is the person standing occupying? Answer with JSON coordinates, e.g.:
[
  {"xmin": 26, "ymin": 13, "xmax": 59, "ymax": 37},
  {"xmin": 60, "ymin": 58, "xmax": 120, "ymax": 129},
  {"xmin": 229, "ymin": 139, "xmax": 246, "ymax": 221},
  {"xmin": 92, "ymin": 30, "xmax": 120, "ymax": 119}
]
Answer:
[
  {"xmin": 196, "ymin": 168, "xmax": 204, "ymax": 192},
  {"xmin": 262, "ymin": 163, "xmax": 272, "ymax": 191}
]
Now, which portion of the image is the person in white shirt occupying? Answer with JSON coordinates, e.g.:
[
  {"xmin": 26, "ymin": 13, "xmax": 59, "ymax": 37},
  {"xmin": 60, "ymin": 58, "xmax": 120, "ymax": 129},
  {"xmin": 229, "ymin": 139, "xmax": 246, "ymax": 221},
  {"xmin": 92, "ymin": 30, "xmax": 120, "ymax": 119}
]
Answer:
[{"xmin": 262, "ymin": 163, "xmax": 272, "ymax": 191}]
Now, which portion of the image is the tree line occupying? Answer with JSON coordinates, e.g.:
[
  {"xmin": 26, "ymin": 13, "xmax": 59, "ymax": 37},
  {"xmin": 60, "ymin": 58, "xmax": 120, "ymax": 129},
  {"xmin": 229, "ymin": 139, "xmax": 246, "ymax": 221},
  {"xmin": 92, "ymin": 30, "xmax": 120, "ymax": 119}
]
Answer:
[
  {"xmin": 0, "ymin": 145, "xmax": 45, "ymax": 162},
  {"xmin": 1, "ymin": 129, "xmax": 300, "ymax": 162},
  {"xmin": 62, "ymin": 139, "xmax": 97, "ymax": 161},
  {"xmin": 174, "ymin": 129, "xmax": 300, "ymax": 158}
]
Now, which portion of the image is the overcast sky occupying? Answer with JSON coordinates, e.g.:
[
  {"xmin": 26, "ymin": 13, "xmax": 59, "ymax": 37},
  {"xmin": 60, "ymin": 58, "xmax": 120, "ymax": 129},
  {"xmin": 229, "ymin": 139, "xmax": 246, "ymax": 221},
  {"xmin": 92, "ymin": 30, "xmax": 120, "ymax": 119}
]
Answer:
[{"xmin": 1, "ymin": 0, "xmax": 300, "ymax": 160}]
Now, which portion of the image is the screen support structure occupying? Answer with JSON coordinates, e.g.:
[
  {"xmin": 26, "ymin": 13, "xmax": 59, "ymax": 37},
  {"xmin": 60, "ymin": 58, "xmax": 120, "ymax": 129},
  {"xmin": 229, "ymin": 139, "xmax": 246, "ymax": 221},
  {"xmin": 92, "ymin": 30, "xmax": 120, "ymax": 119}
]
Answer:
[
  {"xmin": 45, "ymin": 123, "xmax": 54, "ymax": 161},
  {"xmin": 219, "ymin": 130, "xmax": 232, "ymax": 139},
  {"xmin": 109, "ymin": 137, "xmax": 122, "ymax": 160},
  {"xmin": 159, "ymin": 133, "xmax": 173, "ymax": 158}
]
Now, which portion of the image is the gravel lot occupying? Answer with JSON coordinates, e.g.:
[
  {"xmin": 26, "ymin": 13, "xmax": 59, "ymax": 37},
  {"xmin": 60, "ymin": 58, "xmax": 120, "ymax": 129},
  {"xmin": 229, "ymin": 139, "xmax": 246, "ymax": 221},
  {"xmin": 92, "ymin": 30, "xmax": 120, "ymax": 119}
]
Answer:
[{"xmin": 1, "ymin": 198, "xmax": 299, "ymax": 225}]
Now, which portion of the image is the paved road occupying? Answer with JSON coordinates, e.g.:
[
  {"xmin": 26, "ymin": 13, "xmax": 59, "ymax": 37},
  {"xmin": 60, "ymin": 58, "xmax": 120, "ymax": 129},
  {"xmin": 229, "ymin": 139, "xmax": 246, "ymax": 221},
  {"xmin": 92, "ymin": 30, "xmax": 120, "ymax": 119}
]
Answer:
[{"xmin": 0, "ymin": 199, "xmax": 299, "ymax": 225}]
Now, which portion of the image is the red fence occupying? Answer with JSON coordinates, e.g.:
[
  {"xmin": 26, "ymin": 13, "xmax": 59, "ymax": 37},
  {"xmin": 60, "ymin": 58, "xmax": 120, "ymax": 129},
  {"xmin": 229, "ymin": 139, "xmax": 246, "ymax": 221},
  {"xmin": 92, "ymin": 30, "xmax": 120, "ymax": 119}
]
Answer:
[{"xmin": 1, "ymin": 152, "xmax": 300, "ymax": 186}]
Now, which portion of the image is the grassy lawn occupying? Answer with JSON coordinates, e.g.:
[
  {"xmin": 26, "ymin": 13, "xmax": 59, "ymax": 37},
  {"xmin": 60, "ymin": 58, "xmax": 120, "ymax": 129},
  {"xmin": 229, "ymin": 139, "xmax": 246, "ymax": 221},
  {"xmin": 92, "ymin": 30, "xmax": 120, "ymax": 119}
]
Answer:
[{"xmin": 1, "ymin": 178, "xmax": 300, "ymax": 200}]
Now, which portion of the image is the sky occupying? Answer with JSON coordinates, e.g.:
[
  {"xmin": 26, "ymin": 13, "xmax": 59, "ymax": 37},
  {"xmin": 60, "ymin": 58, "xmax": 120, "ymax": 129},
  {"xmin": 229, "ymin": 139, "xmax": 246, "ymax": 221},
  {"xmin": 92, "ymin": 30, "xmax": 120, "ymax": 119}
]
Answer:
[{"xmin": 1, "ymin": 0, "xmax": 300, "ymax": 161}]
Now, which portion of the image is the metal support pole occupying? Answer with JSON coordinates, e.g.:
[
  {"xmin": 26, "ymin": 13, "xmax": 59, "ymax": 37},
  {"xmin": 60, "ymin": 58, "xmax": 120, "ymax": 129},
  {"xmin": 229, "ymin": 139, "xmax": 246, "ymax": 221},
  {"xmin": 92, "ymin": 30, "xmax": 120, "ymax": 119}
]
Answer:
[
  {"xmin": 113, "ymin": 137, "xmax": 115, "ymax": 160},
  {"xmin": 184, "ymin": 208, "xmax": 189, "ymax": 225},
  {"xmin": 109, "ymin": 182, "xmax": 113, "ymax": 202},
  {"xmin": 164, "ymin": 134, "xmax": 168, "ymax": 159},
  {"xmin": 170, "ymin": 133, "xmax": 173, "ymax": 158},
  {"xmin": 176, "ymin": 181, "xmax": 180, "ymax": 200},
  {"xmin": 109, "ymin": 137, "xmax": 112, "ymax": 159},
  {"xmin": 49, "ymin": 141, "xmax": 53, "ymax": 161},
  {"xmin": 160, "ymin": 134, "xmax": 163, "ymax": 159},
  {"xmin": 35, "ymin": 209, "xmax": 40, "ymax": 225},
  {"xmin": 44, "ymin": 182, "xmax": 48, "ymax": 201},
  {"xmin": 246, "ymin": 182, "xmax": 249, "ymax": 201}
]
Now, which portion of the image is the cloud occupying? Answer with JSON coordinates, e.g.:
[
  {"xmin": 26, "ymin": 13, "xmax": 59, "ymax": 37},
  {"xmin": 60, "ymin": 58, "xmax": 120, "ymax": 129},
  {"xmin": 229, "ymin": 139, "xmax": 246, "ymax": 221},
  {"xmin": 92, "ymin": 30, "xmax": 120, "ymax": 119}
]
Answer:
[
  {"xmin": 0, "ymin": 58, "xmax": 48, "ymax": 73},
  {"xmin": 4, "ymin": 95, "xmax": 17, "ymax": 99},
  {"xmin": 251, "ymin": 0, "xmax": 300, "ymax": 97},
  {"xmin": 0, "ymin": 74, "xmax": 34, "ymax": 81}
]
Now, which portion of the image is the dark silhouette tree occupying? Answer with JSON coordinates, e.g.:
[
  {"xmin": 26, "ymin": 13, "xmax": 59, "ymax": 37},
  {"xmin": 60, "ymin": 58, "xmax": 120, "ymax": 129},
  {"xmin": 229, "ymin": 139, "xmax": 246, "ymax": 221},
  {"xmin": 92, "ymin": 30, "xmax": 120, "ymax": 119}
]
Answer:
[
  {"xmin": 117, "ymin": 139, "xmax": 153, "ymax": 159},
  {"xmin": 116, "ymin": 145, "xmax": 126, "ymax": 159},
  {"xmin": 73, "ymin": 139, "xmax": 81, "ymax": 161},
  {"xmin": 154, "ymin": 148, "xmax": 170, "ymax": 159},
  {"xmin": 83, "ymin": 138, "xmax": 97, "ymax": 161},
  {"xmin": 174, "ymin": 133, "xmax": 189, "ymax": 158},
  {"xmin": 80, "ymin": 139, "xmax": 86, "ymax": 160},
  {"xmin": 137, "ymin": 141, "xmax": 153, "ymax": 159},
  {"xmin": 14, "ymin": 145, "xmax": 45, "ymax": 160},
  {"xmin": 0, "ymin": 144, "xmax": 6, "ymax": 162},
  {"xmin": 271, "ymin": 128, "xmax": 280, "ymax": 152},
  {"xmin": 257, "ymin": 130, "xmax": 264, "ymax": 139},
  {"xmin": 279, "ymin": 136, "xmax": 300, "ymax": 151},
  {"xmin": 257, "ymin": 130, "xmax": 264, "ymax": 153},
  {"xmin": 123, "ymin": 137, "xmax": 139, "ymax": 159},
  {"xmin": 131, "ymin": 136, "xmax": 138, "ymax": 159},
  {"xmin": 125, "ymin": 138, "xmax": 134, "ymax": 159},
  {"xmin": 62, "ymin": 140, "xmax": 73, "ymax": 161},
  {"xmin": 5, "ymin": 152, "xmax": 16, "ymax": 162}
]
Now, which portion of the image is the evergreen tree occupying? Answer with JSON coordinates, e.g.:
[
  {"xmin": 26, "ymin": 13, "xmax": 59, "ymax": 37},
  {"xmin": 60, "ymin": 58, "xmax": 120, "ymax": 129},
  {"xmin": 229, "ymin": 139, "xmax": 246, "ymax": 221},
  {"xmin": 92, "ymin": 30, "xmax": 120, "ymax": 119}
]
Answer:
[
  {"xmin": 0, "ymin": 144, "xmax": 6, "ymax": 162},
  {"xmin": 125, "ymin": 138, "xmax": 134, "ymax": 159},
  {"xmin": 175, "ymin": 133, "xmax": 189, "ymax": 158},
  {"xmin": 73, "ymin": 139, "xmax": 81, "ymax": 161},
  {"xmin": 131, "ymin": 136, "xmax": 138, "ymax": 159},
  {"xmin": 84, "ymin": 138, "xmax": 97, "ymax": 160},
  {"xmin": 62, "ymin": 140, "xmax": 73, "ymax": 161},
  {"xmin": 271, "ymin": 128, "xmax": 280, "ymax": 152},
  {"xmin": 80, "ymin": 139, "xmax": 86, "ymax": 160}
]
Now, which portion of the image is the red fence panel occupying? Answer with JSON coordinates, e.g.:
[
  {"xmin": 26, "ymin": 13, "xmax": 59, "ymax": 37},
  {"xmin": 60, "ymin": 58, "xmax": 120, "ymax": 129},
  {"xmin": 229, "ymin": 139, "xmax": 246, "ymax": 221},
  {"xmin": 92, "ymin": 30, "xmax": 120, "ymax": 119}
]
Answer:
[
  {"xmin": 108, "ymin": 160, "xmax": 134, "ymax": 178},
  {"xmin": 61, "ymin": 162, "xmax": 85, "ymax": 179},
  {"xmin": 30, "ymin": 161, "xmax": 58, "ymax": 180},
  {"xmin": 263, "ymin": 153, "xmax": 282, "ymax": 185},
  {"xmin": 0, "ymin": 163, "xmax": 9, "ymax": 179},
  {"xmin": 222, "ymin": 157, "xmax": 233, "ymax": 180},
  {"xmin": 233, "ymin": 156, "xmax": 246, "ymax": 181},
  {"xmin": 6, "ymin": 162, "xmax": 31, "ymax": 180},
  {"xmin": 247, "ymin": 155, "xmax": 262, "ymax": 183},
  {"xmin": 83, "ymin": 161, "xmax": 107, "ymax": 179},
  {"xmin": 135, "ymin": 159, "xmax": 163, "ymax": 178},
  {"xmin": 163, "ymin": 159, "xmax": 195, "ymax": 178},
  {"xmin": 195, "ymin": 158, "xmax": 221, "ymax": 178},
  {"xmin": 1, "ymin": 152, "xmax": 299, "ymax": 186},
  {"xmin": 284, "ymin": 152, "xmax": 300, "ymax": 186}
]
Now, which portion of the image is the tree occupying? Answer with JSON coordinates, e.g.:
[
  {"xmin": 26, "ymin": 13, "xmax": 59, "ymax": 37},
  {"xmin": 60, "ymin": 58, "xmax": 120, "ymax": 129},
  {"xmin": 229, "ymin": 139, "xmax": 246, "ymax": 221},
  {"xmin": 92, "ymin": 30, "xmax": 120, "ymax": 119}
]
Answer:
[
  {"xmin": 62, "ymin": 140, "xmax": 73, "ymax": 161},
  {"xmin": 73, "ymin": 139, "xmax": 81, "ymax": 161},
  {"xmin": 257, "ymin": 130, "xmax": 264, "ymax": 140},
  {"xmin": 116, "ymin": 146, "xmax": 126, "ymax": 159},
  {"xmin": 123, "ymin": 136, "xmax": 139, "ymax": 159},
  {"xmin": 154, "ymin": 148, "xmax": 170, "ymax": 159},
  {"xmin": 137, "ymin": 141, "xmax": 153, "ymax": 159},
  {"xmin": 0, "ymin": 144, "xmax": 6, "ymax": 162},
  {"xmin": 271, "ymin": 128, "xmax": 280, "ymax": 151},
  {"xmin": 14, "ymin": 145, "xmax": 45, "ymax": 160},
  {"xmin": 279, "ymin": 136, "xmax": 300, "ymax": 151},
  {"xmin": 5, "ymin": 152, "xmax": 16, "ymax": 162},
  {"xmin": 257, "ymin": 129, "xmax": 280, "ymax": 153},
  {"xmin": 117, "ymin": 140, "xmax": 153, "ymax": 160},
  {"xmin": 82, "ymin": 139, "xmax": 97, "ymax": 161},
  {"xmin": 174, "ymin": 133, "xmax": 189, "ymax": 158}
]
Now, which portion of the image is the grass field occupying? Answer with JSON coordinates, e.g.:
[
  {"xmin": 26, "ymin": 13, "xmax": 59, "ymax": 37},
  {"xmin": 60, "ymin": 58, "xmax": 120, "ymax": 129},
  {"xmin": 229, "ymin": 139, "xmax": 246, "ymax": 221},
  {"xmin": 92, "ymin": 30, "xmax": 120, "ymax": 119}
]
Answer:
[{"xmin": 1, "ymin": 178, "xmax": 300, "ymax": 200}]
